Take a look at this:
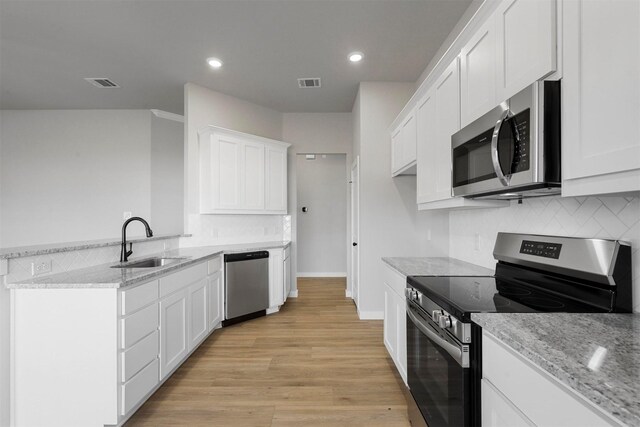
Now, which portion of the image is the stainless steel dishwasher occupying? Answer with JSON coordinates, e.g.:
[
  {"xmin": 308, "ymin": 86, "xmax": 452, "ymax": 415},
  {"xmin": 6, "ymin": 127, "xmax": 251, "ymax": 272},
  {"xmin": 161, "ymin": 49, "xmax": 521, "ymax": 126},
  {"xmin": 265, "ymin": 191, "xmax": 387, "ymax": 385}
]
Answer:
[{"xmin": 223, "ymin": 251, "xmax": 270, "ymax": 326}]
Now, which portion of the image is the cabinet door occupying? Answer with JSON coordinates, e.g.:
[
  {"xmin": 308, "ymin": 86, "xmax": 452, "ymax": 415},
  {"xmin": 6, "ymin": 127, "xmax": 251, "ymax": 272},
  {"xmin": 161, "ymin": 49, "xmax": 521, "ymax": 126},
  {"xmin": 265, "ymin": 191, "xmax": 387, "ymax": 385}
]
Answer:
[
  {"xmin": 265, "ymin": 146, "xmax": 288, "ymax": 212},
  {"xmin": 242, "ymin": 141, "xmax": 265, "ymax": 210},
  {"xmin": 383, "ymin": 286, "xmax": 397, "ymax": 360},
  {"xmin": 159, "ymin": 290, "xmax": 188, "ymax": 379},
  {"xmin": 396, "ymin": 295, "xmax": 407, "ymax": 384},
  {"xmin": 434, "ymin": 58, "xmax": 460, "ymax": 201},
  {"xmin": 269, "ymin": 249, "xmax": 284, "ymax": 308},
  {"xmin": 495, "ymin": 0, "xmax": 556, "ymax": 101},
  {"xmin": 401, "ymin": 113, "xmax": 417, "ymax": 168},
  {"xmin": 208, "ymin": 271, "xmax": 223, "ymax": 331},
  {"xmin": 562, "ymin": 0, "xmax": 640, "ymax": 194},
  {"xmin": 214, "ymin": 134, "xmax": 243, "ymax": 210},
  {"xmin": 283, "ymin": 255, "xmax": 291, "ymax": 301},
  {"xmin": 482, "ymin": 380, "xmax": 535, "ymax": 427},
  {"xmin": 416, "ymin": 90, "xmax": 437, "ymax": 204},
  {"xmin": 461, "ymin": 14, "xmax": 497, "ymax": 126},
  {"xmin": 187, "ymin": 278, "xmax": 208, "ymax": 351},
  {"xmin": 391, "ymin": 127, "xmax": 403, "ymax": 174}
]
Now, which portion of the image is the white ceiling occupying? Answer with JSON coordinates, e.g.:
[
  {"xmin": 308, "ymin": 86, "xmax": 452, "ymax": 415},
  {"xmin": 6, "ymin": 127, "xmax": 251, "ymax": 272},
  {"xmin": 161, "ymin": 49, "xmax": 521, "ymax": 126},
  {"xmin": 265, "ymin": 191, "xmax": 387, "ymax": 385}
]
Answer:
[{"xmin": 0, "ymin": 0, "xmax": 471, "ymax": 114}]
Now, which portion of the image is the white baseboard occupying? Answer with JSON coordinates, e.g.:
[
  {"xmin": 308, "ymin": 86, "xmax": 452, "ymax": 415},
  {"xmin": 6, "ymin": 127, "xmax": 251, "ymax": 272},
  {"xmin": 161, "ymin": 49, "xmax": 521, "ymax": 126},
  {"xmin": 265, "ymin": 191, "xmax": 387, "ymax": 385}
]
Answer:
[
  {"xmin": 358, "ymin": 310, "xmax": 384, "ymax": 320},
  {"xmin": 297, "ymin": 272, "xmax": 347, "ymax": 278},
  {"xmin": 345, "ymin": 290, "xmax": 352, "ymax": 298},
  {"xmin": 288, "ymin": 290, "xmax": 298, "ymax": 298}
]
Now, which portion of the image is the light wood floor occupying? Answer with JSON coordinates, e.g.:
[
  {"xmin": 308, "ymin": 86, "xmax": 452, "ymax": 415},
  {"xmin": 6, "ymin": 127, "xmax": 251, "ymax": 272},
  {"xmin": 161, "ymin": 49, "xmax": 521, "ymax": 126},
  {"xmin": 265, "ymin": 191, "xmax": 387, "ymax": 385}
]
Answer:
[{"xmin": 126, "ymin": 277, "xmax": 410, "ymax": 426}]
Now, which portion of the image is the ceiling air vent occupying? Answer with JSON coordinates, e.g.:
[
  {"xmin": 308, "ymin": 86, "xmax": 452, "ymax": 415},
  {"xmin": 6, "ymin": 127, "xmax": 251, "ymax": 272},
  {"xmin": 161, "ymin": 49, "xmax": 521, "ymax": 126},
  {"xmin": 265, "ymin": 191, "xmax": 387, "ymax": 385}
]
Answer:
[
  {"xmin": 84, "ymin": 78, "xmax": 120, "ymax": 88},
  {"xmin": 297, "ymin": 78, "xmax": 321, "ymax": 88}
]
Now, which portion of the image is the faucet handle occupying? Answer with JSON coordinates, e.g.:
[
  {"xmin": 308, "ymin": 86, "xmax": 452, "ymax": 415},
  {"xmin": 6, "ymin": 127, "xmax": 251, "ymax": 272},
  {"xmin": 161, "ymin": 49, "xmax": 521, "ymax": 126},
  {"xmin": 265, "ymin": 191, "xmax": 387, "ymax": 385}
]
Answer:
[{"xmin": 126, "ymin": 243, "xmax": 133, "ymax": 259}]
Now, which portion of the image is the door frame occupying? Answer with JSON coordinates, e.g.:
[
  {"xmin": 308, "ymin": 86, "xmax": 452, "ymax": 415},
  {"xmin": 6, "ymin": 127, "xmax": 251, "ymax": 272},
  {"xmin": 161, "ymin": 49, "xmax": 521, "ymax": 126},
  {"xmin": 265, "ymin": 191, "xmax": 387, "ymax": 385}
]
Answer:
[{"xmin": 349, "ymin": 156, "xmax": 360, "ymax": 306}]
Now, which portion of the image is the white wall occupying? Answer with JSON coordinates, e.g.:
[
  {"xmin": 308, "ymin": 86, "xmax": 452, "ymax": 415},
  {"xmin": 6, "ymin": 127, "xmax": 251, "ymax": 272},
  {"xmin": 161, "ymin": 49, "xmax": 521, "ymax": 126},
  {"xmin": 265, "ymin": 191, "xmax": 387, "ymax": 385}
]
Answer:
[
  {"xmin": 282, "ymin": 113, "xmax": 353, "ymax": 290},
  {"xmin": 353, "ymin": 82, "xmax": 449, "ymax": 318},
  {"xmin": 150, "ymin": 115, "xmax": 184, "ymax": 235},
  {"xmin": 0, "ymin": 110, "xmax": 154, "ymax": 247},
  {"xmin": 296, "ymin": 154, "xmax": 347, "ymax": 275},
  {"xmin": 449, "ymin": 195, "xmax": 640, "ymax": 312}
]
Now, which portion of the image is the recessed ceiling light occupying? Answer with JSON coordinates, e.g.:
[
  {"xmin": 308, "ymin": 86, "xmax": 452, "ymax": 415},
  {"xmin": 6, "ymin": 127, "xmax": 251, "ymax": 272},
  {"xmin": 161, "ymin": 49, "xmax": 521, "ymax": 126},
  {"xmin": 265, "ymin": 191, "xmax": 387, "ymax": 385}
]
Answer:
[
  {"xmin": 207, "ymin": 57, "xmax": 223, "ymax": 69},
  {"xmin": 349, "ymin": 52, "xmax": 364, "ymax": 63}
]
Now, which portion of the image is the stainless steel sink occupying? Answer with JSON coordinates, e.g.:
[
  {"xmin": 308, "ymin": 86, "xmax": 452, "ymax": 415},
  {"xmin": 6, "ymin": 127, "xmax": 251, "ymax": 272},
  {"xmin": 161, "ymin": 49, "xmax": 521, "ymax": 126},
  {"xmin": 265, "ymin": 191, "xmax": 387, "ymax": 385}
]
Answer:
[{"xmin": 111, "ymin": 257, "xmax": 186, "ymax": 269}]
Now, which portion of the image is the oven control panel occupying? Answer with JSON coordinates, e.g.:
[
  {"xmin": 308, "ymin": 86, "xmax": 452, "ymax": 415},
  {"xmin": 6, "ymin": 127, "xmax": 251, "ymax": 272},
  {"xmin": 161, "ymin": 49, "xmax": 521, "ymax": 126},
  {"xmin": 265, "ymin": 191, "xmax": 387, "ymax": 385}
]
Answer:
[{"xmin": 520, "ymin": 240, "xmax": 562, "ymax": 259}]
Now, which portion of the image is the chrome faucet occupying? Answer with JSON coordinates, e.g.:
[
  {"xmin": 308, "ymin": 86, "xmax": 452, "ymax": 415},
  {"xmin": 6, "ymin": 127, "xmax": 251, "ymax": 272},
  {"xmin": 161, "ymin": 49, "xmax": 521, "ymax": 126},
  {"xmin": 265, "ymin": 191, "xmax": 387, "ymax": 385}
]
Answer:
[{"xmin": 120, "ymin": 217, "xmax": 153, "ymax": 262}]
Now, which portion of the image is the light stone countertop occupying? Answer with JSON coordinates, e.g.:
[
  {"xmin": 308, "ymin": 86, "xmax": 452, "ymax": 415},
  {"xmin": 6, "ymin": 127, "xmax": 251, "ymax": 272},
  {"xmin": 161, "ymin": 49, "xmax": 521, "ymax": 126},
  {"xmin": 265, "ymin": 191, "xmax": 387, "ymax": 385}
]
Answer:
[
  {"xmin": 382, "ymin": 257, "xmax": 494, "ymax": 277},
  {"xmin": 472, "ymin": 313, "xmax": 640, "ymax": 426},
  {"xmin": 0, "ymin": 234, "xmax": 189, "ymax": 260},
  {"xmin": 7, "ymin": 241, "xmax": 291, "ymax": 289}
]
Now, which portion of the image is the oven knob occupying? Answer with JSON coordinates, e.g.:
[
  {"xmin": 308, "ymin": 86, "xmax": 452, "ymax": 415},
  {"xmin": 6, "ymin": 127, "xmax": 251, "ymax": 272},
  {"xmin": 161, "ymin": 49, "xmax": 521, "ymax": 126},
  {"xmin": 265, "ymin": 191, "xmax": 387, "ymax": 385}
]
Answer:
[
  {"xmin": 405, "ymin": 288, "xmax": 418, "ymax": 301},
  {"xmin": 432, "ymin": 310, "xmax": 443, "ymax": 322},
  {"xmin": 438, "ymin": 315, "xmax": 452, "ymax": 328}
]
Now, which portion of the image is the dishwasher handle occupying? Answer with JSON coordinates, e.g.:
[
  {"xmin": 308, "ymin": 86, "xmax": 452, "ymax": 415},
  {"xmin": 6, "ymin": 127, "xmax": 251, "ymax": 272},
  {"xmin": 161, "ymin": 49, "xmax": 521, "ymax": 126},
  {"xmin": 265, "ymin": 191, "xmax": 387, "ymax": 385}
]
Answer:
[{"xmin": 224, "ymin": 251, "xmax": 270, "ymax": 263}]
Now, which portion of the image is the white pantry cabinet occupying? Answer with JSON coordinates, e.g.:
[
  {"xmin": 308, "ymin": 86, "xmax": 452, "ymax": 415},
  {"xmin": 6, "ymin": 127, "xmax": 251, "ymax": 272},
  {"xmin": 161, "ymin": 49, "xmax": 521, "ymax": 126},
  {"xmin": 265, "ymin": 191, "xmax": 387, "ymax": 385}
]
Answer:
[
  {"xmin": 495, "ymin": 0, "xmax": 557, "ymax": 101},
  {"xmin": 10, "ymin": 255, "xmax": 224, "ymax": 427},
  {"xmin": 391, "ymin": 110, "xmax": 417, "ymax": 176},
  {"xmin": 482, "ymin": 331, "xmax": 622, "ymax": 427},
  {"xmin": 561, "ymin": 0, "xmax": 640, "ymax": 196},
  {"xmin": 200, "ymin": 126, "xmax": 290, "ymax": 214},
  {"xmin": 382, "ymin": 263, "xmax": 407, "ymax": 385}
]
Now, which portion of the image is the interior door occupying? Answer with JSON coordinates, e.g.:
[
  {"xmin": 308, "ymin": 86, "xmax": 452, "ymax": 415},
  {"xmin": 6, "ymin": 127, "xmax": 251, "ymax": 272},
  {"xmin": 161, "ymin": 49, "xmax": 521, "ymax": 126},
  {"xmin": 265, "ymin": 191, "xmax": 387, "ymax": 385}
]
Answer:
[{"xmin": 350, "ymin": 157, "xmax": 360, "ymax": 306}]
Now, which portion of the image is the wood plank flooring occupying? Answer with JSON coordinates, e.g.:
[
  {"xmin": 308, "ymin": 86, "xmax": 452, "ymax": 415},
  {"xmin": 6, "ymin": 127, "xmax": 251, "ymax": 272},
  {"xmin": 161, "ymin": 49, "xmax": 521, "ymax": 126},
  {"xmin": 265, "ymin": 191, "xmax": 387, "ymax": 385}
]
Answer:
[{"xmin": 126, "ymin": 277, "xmax": 410, "ymax": 426}]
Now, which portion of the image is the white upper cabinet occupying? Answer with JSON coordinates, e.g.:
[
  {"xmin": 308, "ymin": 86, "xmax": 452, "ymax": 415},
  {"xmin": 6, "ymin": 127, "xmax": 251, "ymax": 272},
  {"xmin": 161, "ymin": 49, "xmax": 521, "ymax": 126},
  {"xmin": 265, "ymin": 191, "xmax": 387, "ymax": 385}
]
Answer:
[
  {"xmin": 495, "ymin": 0, "xmax": 557, "ymax": 101},
  {"xmin": 562, "ymin": 0, "xmax": 640, "ymax": 196},
  {"xmin": 416, "ymin": 90, "xmax": 436, "ymax": 204},
  {"xmin": 460, "ymin": 14, "xmax": 497, "ymax": 127},
  {"xmin": 391, "ymin": 110, "xmax": 417, "ymax": 176},
  {"xmin": 200, "ymin": 127, "xmax": 290, "ymax": 214}
]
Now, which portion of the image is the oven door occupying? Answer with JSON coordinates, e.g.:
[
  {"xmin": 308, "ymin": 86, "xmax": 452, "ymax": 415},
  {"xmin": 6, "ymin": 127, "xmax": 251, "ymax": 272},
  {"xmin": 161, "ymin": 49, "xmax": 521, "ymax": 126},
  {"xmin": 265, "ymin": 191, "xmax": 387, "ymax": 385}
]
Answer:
[{"xmin": 406, "ymin": 301, "xmax": 471, "ymax": 427}]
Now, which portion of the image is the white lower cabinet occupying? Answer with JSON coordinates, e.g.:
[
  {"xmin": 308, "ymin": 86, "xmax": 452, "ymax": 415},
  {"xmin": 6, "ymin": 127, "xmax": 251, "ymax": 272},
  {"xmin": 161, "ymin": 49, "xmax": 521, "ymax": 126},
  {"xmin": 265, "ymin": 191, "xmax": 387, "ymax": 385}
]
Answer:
[
  {"xmin": 482, "ymin": 331, "xmax": 623, "ymax": 427},
  {"xmin": 160, "ymin": 288, "xmax": 189, "ymax": 379},
  {"xmin": 10, "ymin": 255, "xmax": 225, "ymax": 427},
  {"xmin": 269, "ymin": 248, "xmax": 285, "ymax": 311},
  {"xmin": 382, "ymin": 263, "xmax": 407, "ymax": 385},
  {"xmin": 283, "ymin": 249, "xmax": 291, "ymax": 299}
]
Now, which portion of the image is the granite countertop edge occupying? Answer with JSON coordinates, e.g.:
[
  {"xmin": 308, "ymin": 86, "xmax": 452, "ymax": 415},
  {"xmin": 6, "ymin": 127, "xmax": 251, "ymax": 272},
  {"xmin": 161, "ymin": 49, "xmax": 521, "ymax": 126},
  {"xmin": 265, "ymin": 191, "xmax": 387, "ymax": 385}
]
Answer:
[
  {"xmin": 472, "ymin": 313, "xmax": 638, "ymax": 426},
  {"xmin": 0, "ymin": 234, "xmax": 192, "ymax": 260},
  {"xmin": 7, "ymin": 240, "xmax": 291, "ymax": 290},
  {"xmin": 381, "ymin": 256, "xmax": 494, "ymax": 277}
]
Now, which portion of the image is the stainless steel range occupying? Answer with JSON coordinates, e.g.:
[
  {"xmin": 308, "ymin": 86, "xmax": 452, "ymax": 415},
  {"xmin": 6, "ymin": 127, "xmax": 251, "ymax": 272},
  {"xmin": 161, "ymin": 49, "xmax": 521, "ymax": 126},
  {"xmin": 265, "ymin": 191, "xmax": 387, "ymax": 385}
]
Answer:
[{"xmin": 405, "ymin": 233, "xmax": 632, "ymax": 427}]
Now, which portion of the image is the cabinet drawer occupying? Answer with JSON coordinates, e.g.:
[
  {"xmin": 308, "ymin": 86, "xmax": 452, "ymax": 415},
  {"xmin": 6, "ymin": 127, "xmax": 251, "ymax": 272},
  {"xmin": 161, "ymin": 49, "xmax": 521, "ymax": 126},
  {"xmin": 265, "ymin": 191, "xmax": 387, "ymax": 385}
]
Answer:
[
  {"xmin": 121, "ymin": 358, "xmax": 159, "ymax": 416},
  {"xmin": 207, "ymin": 256, "xmax": 222, "ymax": 275},
  {"xmin": 160, "ymin": 263, "xmax": 207, "ymax": 298},
  {"xmin": 121, "ymin": 303, "xmax": 158, "ymax": 349},
  {"xmin": 483, "ymin": 332, "xmax": 619, "ymax": 426},
  {"xmin": 120, "ymin": 280, "xmax": 159, "ymax": 316},
  {"xmin": 382, "ymin": 264, "xmax": 406, "ymax": 297},
  {"xmin": 121, "ymin": 330, "xmax": 159, "ymax": 383}
]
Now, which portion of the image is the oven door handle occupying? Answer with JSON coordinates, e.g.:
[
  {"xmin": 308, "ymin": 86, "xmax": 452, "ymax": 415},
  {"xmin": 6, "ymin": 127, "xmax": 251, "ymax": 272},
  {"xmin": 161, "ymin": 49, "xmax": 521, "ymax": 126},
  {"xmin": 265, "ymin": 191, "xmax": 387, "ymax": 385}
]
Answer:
[
  {"xmin": 407, "ymin": 304, "xmax": 469, "ymax": 368},
  {"xmin": 491, "ymin": 106, "xmax": 518, "ymax": 187}
]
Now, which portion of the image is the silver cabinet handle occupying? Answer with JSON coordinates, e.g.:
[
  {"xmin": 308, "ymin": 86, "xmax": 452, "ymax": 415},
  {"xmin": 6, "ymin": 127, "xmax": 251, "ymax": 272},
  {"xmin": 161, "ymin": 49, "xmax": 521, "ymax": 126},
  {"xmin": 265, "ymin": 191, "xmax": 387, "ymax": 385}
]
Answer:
[
  {"xmin": 407, "ymin": 304, "xmax": 469, "ymax": 368},
  {"xmin": 491, "ymin": 108, "xmax": 514, "ymax": 187}
]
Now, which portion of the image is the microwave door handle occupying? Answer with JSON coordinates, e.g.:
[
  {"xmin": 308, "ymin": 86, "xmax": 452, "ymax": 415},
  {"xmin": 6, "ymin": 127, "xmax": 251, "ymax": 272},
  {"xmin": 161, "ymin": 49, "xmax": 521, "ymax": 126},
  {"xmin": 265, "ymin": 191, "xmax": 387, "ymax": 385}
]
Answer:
[
  {"xmin": 491, "ymin": 108, "xmax": 514, "ymax": 187},
  {"xmin": 407, "ymin": 304, "xmax": 468, "ymax": 368}
]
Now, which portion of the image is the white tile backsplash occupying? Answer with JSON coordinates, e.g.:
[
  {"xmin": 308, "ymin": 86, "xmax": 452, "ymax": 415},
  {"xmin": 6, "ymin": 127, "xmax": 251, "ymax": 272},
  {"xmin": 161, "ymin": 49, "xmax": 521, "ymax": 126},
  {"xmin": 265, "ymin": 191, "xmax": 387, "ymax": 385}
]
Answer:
[
  {"xmin": 449, "ymin": 195, "xmax": 640, "ymax": 312},
  {"xmin": 184, "ymin": 214, "xmax": 286, "ymax": 247}
]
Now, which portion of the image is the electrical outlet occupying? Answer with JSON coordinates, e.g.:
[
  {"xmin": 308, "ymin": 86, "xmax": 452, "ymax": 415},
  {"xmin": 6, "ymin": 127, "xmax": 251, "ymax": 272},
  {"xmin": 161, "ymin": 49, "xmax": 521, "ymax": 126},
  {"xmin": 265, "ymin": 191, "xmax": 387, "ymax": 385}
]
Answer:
[
  {"xmin": 426, "ymin": 229, "xmax": 432, "ymax": 241},
  {"xmin": 474, "ymin": 233, "xmax": 481, "ymax": 251},
  {"xmin": 31, "ymin": 260, "xmax": 52, "ymax": 276},
  {"xmin": 123, "ymin": 211, "xmax": 132, "ymax": 220}
]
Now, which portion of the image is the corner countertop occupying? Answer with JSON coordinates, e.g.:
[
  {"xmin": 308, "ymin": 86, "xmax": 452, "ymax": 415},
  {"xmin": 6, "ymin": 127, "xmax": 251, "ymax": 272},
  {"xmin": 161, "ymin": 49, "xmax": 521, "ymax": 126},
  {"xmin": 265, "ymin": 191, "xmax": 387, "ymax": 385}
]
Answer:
[
  {"xmin": 382, "ymin": 257, "xmax": 494, "ymax": 277},
  {"xmin": 472, "ymin": 313, "xmax": 640, "ymax": 426},
  {"xmin": 7, "ymin": 240, "xmax": 290, "ymax": 289}
]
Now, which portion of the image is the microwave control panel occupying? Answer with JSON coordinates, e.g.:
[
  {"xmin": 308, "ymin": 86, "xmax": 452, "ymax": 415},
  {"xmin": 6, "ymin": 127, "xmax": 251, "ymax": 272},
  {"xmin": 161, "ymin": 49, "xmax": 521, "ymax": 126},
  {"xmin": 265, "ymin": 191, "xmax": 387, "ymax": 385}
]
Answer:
[{"xmin": 520, "ymin": 240, "xmax": 562, "ymax": 259}]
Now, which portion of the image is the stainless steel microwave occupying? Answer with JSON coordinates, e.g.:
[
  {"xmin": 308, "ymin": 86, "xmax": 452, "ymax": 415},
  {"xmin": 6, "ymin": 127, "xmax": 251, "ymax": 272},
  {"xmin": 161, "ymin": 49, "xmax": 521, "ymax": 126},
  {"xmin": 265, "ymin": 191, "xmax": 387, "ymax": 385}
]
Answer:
[{"xmin": 451, "ymin": 81, "xmax": 561, "ymax": 199}]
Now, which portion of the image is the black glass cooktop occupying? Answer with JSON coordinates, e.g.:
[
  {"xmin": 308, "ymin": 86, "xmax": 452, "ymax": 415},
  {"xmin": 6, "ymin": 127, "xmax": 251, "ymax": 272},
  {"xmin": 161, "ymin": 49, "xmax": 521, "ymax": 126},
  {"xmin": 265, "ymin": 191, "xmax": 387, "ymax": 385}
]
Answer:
[{"xmin": 407, "ymin": 274, "xmax": 608, "ymax": 322}]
